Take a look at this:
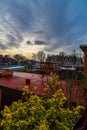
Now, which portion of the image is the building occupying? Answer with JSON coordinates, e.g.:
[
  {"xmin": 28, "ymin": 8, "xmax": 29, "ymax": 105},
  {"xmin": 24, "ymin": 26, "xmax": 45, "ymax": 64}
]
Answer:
[
  {"xmin": 0, "ymin": 55, "xmax": 16, "ymax": 66},
  {"xmin": 46, "ymin": 54, "xmax": 84, "ymax": 67},
  {"xmin": 0, "ymin": 71, "xmax": 50, "ymax": 109}
]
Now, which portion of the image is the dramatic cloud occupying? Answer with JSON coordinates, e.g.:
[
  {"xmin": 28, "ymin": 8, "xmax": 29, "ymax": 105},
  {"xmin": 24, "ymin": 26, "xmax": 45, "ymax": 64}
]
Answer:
[
  {"xmin": 0, "ymin": 0, "xmax": 87, "ymax": 55},
  {"xmin": 34, "ymin": 40, "xmax": 47, "ymax": 45},
  {"xmin": 26, "ymin": 40, "xmax": 47, "ymax": 46},
  {"xmin": 26, "ymin": 40, "xmax": 32, "ymax": 45}
]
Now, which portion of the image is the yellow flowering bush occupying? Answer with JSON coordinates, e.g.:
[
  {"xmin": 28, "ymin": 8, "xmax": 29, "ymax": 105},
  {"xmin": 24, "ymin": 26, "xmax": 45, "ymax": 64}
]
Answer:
[
  {"xmin": 44, "ymin": 75, "xmax": 62, "ymax": 96},
  {"xmin": 0, "ymin": 77, "xmax": 84, "ymax": 130}
]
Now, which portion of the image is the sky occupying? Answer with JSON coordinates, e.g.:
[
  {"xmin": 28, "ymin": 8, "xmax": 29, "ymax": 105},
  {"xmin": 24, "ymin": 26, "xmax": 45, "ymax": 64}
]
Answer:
[{"xmin": 0, "ymin": 0, "xmax": 87, "ymax": 58}]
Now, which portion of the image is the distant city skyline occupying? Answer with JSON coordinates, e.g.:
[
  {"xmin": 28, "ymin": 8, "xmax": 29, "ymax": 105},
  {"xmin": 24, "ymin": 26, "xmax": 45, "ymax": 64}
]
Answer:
[{"xmin": 0, "ymin": 0, "xmax": 87, "ymax": 58}]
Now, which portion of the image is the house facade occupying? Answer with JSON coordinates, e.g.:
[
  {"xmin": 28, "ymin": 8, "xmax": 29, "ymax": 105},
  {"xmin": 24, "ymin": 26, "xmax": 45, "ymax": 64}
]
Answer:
[{"xmin": 0, "ymin": 55, "xmax": 16, "ymax": 66}]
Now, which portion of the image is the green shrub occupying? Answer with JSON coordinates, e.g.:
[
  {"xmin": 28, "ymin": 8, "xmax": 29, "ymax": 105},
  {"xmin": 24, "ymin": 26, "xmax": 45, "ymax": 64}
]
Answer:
[
  {"xmin": 0, "ymin": 86, "xmax": 84, "ymax": 130},
  {"xmin": 21, "ymin": 67, "xmax": 29, "ymax": 72}
]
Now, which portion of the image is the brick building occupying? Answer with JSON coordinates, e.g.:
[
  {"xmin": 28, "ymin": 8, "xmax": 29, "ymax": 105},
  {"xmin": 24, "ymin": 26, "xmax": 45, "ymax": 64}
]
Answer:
[{"xmin": 0, "ymin": 55, "xmax": 16, "ymax": 66}]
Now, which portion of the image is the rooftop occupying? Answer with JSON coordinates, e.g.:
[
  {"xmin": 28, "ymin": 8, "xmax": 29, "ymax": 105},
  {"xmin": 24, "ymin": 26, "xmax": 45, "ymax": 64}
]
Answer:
[
  {"xmin": 0, "ymin": 71, "xmax": 85, "ymax": 103},
  {"xmin": 0, "ymin": 72, "xmax": 50, "ymax": 95}
]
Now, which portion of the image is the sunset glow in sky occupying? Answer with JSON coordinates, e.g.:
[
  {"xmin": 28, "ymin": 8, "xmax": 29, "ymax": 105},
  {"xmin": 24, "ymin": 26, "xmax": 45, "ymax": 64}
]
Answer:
[{"xmin": 0, "ymin": 0, "xmax": 87, "ymax": 57}]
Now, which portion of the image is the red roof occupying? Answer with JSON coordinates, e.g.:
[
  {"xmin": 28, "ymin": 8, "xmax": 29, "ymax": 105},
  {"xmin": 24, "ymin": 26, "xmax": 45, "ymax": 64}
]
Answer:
[
  {"xmin": 0, "ymin": 72, "xmax": 50, "ymax": 95},
  {"xmin": 0, "ymin": 72, "xmax": 86, "ymax": 103}
]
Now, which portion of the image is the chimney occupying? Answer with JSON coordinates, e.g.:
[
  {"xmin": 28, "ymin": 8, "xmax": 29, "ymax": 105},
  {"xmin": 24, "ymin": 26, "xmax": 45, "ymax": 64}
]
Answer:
[{"xmin": 25, "ymin": 79, "xmax": 30, "ymax": 86}]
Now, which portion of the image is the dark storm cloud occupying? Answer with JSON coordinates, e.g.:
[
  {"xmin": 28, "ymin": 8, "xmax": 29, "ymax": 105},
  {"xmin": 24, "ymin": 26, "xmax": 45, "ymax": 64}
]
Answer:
[
  {"xmin": 38, "ymin": 0, "xmax": 87, "ymax": 51},
  {"xmin": 6, "ymin": 1, "xmax": 34, "ymax": 31},
  {"xmin": 0, "ymin": 0, "xmax": 35, "ymax": 50},
  {"xmin": 0, "ymin": 0, "xmax": 87, "ymax": 52},
  {"xmin": 26, "ymin": 40, "xmax": 47, "ymax": 46},
  {"xmin": 26, "ymin": 40, "xmax": 32, "ymax": 45},
  {"xmin": 34, "ymin": 40, "xmax": 47, "ymax": 45}
]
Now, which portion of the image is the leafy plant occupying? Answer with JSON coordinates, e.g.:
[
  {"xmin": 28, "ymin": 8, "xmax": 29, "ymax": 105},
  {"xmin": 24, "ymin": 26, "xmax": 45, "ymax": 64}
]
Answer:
[
  {"xmin": 0, "ymin": 84, "xmax": 84, "ymax": 130},
  {"xmin": 44, "ymin": 75, "xmax": 62, "ymax": 96},
  {"xmin": 21, "ymin": 67, "xmax": 29, "ymax": 72}
]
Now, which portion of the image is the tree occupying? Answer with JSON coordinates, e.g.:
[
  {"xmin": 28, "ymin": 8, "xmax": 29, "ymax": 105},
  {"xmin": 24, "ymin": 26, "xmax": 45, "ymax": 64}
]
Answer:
[
  {"xmin": 32, "ymin": 53, "xmax": 37, "ymax": 61},
  {"xmin": 37, "ymin": 51, "xmax": 46, "ymax": 62},
  {"xmin": 59, "ymin": 52, "xmax": 66, "ymax": 57},
  {"xmin": 13, "ymin": 54, "xmax": 27, "ymax": 65},
  {"xmin": 71, "ymin": 49, "xmax": 78, "ymax": 65},
  {"xmin": 59, "ymin": 51, "xmax": 66, "ymax": 66}
]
